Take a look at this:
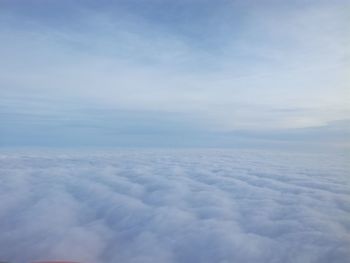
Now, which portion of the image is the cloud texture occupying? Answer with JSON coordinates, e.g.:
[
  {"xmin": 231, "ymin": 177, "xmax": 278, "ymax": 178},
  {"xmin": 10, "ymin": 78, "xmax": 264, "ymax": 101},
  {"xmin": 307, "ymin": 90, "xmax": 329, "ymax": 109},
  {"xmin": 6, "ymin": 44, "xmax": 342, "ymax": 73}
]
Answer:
[{"xmin": 0, "ymin": 149, "xmax": 349, "ymax": 263}]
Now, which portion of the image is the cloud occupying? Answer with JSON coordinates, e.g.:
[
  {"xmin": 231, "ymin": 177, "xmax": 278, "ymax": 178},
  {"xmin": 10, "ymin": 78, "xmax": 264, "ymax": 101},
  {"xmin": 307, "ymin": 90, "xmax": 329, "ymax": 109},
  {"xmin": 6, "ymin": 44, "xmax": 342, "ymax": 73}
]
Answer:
[{"xmin": 0, "ymin": 149, "xmax": 349, "ymax": 262}]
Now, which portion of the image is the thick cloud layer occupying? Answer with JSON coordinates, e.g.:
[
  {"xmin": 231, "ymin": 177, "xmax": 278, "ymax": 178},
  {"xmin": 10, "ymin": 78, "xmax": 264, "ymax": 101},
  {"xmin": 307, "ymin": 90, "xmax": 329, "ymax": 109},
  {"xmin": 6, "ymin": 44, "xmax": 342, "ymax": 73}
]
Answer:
[{"xmin": 0, "ymin": 149, "xmax": 349, "ymax": 263}]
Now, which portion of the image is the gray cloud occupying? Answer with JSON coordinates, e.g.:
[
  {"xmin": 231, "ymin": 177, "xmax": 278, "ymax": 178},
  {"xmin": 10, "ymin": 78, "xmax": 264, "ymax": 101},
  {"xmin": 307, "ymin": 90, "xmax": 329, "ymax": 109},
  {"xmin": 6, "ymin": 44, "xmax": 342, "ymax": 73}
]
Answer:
[{"xmin": 0, "ymin": 149, "xmax": 349, "ymax": 262}]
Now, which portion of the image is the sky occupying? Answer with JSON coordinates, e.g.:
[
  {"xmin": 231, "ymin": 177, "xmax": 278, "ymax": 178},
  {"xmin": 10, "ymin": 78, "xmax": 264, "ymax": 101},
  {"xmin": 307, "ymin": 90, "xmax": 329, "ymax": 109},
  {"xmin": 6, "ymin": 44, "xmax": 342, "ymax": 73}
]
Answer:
[{"xmin": 0, "ymin": 0, "xmax": 349, "ymax": 148}]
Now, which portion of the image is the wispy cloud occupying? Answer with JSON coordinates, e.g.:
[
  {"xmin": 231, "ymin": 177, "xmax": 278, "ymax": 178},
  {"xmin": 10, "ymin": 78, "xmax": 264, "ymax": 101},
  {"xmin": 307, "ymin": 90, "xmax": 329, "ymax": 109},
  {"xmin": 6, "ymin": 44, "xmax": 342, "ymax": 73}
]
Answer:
[{"xmin": 0, "ymin": 0, "xmax": 349, "ymax": 146}]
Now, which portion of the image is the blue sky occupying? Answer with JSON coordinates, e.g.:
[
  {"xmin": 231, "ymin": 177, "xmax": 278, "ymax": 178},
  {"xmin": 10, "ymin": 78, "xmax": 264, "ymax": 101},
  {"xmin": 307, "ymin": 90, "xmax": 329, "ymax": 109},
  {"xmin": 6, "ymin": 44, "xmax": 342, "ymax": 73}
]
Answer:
[{"xmin": 0, "ymin": 0, "xmax": 349, "ymax": 148}]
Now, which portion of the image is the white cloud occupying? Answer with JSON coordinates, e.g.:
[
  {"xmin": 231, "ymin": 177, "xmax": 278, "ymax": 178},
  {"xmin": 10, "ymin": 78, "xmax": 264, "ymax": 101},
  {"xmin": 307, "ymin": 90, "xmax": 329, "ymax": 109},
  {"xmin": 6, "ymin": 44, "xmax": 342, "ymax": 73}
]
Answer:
[{"xmin": 0, "ymin": 149, "xmax": 349, "ymax": 262}]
